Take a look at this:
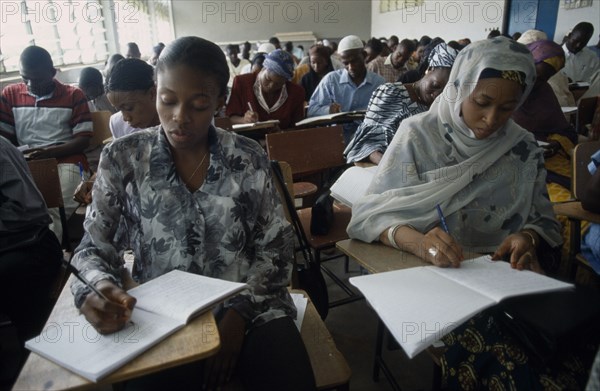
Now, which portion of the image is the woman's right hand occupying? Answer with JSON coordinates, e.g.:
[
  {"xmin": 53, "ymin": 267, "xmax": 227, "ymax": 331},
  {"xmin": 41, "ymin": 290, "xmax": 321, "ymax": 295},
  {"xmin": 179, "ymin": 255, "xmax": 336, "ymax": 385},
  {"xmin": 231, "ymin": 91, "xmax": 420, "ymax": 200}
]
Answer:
[
  {"xmin": 243, "ymin": 110, "xmax": 258, "ymax": 123},
  {"xmin": 73, "ymin": 180, "xmax": 94, "ymax": 204},
  {"xmin": 80, "ymin": 280, "xmax": 137, "ymax": 334},
  {"xmin": 420, "ymin": 227, "xmax": 464, "ymax": 268}
]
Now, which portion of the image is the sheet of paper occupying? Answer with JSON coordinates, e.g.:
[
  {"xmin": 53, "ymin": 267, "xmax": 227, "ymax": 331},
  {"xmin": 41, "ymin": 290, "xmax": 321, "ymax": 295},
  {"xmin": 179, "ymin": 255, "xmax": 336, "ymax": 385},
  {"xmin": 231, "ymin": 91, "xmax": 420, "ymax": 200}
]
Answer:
[
  {"xmin": 330, "ymin": 166, "xmax": 377, "ymax": 207},
  {"xmin": 25, "ymin": 309, "xmax": 181, "ymax": 382},
  {"xmin": 430, "ymin": 256, "xmax": 573, "ymax": 303},
  {"xmin": 350, "ymin": 268, "xmax": 494, "ymax": 358},
  {"xmin": 128, "ymin": 270, "xmax": 247, "ymax": 324},
  {"xmin": 291, "ymin": 293, "xmax": 308, "ymax": 332}
]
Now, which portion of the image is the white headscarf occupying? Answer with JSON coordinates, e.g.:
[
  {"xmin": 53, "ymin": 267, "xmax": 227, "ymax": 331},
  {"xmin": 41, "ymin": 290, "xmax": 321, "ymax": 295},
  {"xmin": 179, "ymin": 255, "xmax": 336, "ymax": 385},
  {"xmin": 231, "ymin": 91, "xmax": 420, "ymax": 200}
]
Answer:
[{"xmin": 348, "ymin": 37, "xmax": 561, "ymax": 252}]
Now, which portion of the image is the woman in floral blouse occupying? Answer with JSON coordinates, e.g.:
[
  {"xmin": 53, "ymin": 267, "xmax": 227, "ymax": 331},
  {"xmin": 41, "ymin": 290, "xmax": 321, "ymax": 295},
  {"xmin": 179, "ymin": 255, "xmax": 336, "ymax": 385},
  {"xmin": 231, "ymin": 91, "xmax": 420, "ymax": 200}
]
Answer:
[{"xmin": 71, "ymin": 36, "xmax": 316, "ymax": 391}]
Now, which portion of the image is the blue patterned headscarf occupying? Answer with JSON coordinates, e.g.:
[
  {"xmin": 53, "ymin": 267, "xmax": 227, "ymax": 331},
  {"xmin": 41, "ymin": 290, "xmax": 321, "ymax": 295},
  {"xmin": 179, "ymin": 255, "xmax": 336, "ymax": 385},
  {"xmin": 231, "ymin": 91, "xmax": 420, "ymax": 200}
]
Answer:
[
  {"xmin": 262, "ymin": 49, "xmax": 294, "ymax": 81},
  {"xmin": 428, "ymin": 43, "xmax": 459, "ymax": 69}
]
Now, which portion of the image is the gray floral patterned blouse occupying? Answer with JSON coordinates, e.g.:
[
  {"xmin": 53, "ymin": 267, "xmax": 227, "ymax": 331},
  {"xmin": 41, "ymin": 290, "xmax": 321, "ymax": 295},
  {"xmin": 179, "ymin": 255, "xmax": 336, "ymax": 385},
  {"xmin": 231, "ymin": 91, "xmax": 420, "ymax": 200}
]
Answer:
[{"xmin": 71, "ymin": 126, "xmax": 295, "ymax": 327}]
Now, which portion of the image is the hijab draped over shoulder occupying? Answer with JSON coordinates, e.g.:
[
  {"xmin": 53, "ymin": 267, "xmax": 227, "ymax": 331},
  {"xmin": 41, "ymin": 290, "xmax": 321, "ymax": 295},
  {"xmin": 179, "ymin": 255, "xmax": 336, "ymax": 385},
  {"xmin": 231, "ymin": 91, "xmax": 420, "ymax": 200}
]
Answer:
[{"xmin": 347, "ymin": 37, "xmax": 562, "ymax": 253}]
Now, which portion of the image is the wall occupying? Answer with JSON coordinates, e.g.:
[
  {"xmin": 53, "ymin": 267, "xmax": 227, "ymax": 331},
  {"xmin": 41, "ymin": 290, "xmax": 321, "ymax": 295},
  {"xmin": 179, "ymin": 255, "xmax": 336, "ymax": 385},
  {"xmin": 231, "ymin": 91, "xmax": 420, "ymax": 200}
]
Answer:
[
  {"xmin": 371, "ymin": 0, "xmax": 506, "ymax": 42},
  {"xmin": 171, "ymin": 0, "xmax": 372, "ymax": 44},
  {"xmin": 554, "ymin": 1, "xmax": 600, "ymax": 43}
]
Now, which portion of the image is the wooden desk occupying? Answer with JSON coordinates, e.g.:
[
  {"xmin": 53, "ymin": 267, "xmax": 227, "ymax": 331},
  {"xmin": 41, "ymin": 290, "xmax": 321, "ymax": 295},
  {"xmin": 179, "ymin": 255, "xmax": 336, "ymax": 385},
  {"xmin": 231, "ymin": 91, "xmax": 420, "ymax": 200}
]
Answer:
[
  {"xmin": 336, "ymin": 239, "xmax": 429, "ymax": 274},
  {"xmin": 14, "ymin": 275, "xmax": 220, "ymax": 391},
  {"xmin": 553, "ymin": 201, "xmax": 600, "ymax": 279}
]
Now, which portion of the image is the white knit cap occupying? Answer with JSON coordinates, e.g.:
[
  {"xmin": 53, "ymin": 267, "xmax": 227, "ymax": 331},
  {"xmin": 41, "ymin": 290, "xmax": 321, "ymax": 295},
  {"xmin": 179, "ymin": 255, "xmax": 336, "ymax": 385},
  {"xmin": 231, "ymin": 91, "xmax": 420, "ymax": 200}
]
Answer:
[
  {"xmin": 257, "ymin": 43, "xmax": 276, "ymax": 54},
  {"xmin": 338, "ymin": 35, "xmax": 364, "ymax": 53}
]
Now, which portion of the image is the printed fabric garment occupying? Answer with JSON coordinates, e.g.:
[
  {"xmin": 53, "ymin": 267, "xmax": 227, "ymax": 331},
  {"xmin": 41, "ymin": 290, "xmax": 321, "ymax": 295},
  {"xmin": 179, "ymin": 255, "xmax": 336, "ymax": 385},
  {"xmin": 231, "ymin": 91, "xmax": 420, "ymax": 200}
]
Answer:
[
  {"xmin": 348, "ymin": 37, "xmax": 562, "ymax": 254},
  {"xmin": 71, "ymin": 126, "xmax": 296, "ymax": 327},
  {"xmin": 344, "ymin": 82, "xmax": 427, "ymax": 163}
]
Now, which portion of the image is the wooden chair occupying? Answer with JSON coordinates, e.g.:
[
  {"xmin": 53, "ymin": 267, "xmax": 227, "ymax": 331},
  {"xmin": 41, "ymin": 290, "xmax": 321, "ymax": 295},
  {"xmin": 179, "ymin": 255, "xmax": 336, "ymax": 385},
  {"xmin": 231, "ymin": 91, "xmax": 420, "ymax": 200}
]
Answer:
[
  {"xmin": 27, "ymin": 158, "xmax": 71, "ymax": 251},
  {"xmin": 89, "ymin": 111, "xmax": 113, "ymax": 149},
  {"xmin": 87, "ymin": 111, "xmax": 113, "ymax": 171},
  {"xmin": 553, "ymin": 141, "xmax": 600, "ymax": 280},
  {"xmin": 266, "ymin": 126, "xmax": 347, "ymax": 204},
  {"xmin": 293, "ymin": 289, "xmax": 351, "ymax": 391},
  {"xmin": 26, "ymin": 158, "xmax": 72, "ymax": 298},
  {"xmin": 271, "ymin": 160, "xmax": 361, "ymax": 310},
  {"xmin": 576, "ymin": 96, "xmax": 598, "ymax": 136},
  {"xmin": 214, "ymin": 116, "xmax": 233, "ymax": 131}
]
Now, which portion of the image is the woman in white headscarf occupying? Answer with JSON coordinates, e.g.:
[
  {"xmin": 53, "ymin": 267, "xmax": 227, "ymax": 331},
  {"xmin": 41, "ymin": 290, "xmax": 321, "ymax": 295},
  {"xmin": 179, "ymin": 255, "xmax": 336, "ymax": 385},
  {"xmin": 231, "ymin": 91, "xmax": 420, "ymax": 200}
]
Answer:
[
  {"xmin": 349, "ymin": 37, "xmax": 561, "ymax": 269},
  {"xmin": 348, "ymin": 37, "xmax": 599, "ymax": 389}
]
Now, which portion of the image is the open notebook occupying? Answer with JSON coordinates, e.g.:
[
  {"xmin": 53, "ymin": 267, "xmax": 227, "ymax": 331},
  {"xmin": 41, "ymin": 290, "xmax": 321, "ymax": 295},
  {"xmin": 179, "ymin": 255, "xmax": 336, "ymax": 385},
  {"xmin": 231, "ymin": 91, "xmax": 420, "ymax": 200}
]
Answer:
[
  {"xmin": 330, "ymin": 165, "xmax": 377, "ymax": 207},
  {"xmin": 350, "ymin": 255, "xmax": 573, "ymax": 359},
  {"xmin": 25, "ymin": 270, "xmax": 248, "ymax": 382},
  {"xmin": 295, "ymin": 110, "xmax": 367, "ymax": 127}
]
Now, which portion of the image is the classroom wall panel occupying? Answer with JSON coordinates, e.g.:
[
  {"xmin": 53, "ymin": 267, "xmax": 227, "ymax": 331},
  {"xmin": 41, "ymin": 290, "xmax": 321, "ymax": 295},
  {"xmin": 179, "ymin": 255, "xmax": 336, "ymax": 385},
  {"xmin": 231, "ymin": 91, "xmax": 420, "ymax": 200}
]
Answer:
[{"xmin": 170, "ymin": 0, "xmax": 372, "ymax": 44}]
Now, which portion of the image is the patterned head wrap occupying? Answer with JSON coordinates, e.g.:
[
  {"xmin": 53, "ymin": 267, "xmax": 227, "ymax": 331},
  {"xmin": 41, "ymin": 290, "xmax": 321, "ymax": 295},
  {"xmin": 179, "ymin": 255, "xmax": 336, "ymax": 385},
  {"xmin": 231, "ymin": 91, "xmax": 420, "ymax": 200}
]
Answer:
[
  {"xmin": 262, "ymin": 49, "xmax": 294, "ymax": 81},
  {"xmin": 526, "ymin": 39, "xmax": 565, "ymax": 72},
  {"xmin": 428, "ymin": 43, "xmax": 459, "ymax": 69}
]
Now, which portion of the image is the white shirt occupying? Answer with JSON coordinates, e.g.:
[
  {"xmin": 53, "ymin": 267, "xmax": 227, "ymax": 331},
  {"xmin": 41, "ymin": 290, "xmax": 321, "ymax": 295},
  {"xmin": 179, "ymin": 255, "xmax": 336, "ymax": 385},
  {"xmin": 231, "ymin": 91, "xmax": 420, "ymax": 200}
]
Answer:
[{"xmin": 562, "ymin": 44, "xmax": 600, "ymax": 83}]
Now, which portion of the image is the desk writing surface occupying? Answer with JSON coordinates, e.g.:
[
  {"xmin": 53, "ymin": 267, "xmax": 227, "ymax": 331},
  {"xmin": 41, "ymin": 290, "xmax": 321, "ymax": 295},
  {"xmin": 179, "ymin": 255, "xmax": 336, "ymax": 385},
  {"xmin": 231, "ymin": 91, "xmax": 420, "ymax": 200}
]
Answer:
[
  {"xmin": 13, "ymin": 275, "xmax": 220, "ymax": 391},
  {"xmin": 336, "ymin": 239, "xmax": 428, "ymax": 274},
  {"xmin": 554, "ymin": 201, "xmax": 600, "ymax": 224}
]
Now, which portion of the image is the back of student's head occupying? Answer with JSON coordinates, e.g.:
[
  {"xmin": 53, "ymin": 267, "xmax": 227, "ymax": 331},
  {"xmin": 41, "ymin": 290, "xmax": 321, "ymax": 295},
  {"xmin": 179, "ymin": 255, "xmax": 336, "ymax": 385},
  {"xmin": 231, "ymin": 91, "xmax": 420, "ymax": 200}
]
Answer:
[
  {"xmin": 105, "ymin": 58, "xmax": 154, "ymax": 93},
  {"xmin": 156, "ymin": 36, "xmax": 229, "ymax": 98},
  {"xmin": 78, "ymin": 67, "xmax": 104, "ymax": 99},
  {"xmin": 20, "ymin": 45, "xmax": 53, "ymax": 70}
]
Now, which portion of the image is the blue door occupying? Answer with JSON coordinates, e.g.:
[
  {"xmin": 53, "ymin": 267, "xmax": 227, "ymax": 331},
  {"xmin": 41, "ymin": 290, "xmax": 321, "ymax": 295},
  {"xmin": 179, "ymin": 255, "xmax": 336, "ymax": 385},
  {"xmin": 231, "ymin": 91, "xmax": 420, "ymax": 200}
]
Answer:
[{"xmin": 506, "ymin": 0, "xmax": 559, "ymax": 40}]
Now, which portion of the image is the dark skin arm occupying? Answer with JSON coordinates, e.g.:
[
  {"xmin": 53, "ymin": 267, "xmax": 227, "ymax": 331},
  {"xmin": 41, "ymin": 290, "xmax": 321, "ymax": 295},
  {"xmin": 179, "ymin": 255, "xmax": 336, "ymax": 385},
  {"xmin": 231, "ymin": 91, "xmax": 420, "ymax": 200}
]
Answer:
[
  {"xmin": 581, "ymin": 165, "xmax": 600, "ymax": 213},
  {"xmin": 27, "ymin": 136, "xmax": 91, "ymax": 160}
]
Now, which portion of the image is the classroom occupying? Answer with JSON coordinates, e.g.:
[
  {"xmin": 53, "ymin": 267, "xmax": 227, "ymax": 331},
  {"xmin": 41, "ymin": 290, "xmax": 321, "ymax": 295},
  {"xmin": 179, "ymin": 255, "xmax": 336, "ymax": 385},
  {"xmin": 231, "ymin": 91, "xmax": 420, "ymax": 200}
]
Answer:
[{"xmin": 1, "ymin": 0, "xmax": 600, "ymax": 390}]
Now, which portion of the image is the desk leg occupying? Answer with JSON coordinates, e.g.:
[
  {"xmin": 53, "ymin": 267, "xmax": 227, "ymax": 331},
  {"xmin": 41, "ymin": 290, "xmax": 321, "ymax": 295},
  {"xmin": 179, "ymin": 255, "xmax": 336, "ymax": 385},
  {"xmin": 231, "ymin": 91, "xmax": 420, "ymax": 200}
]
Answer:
[
  {"xmin": 373, "ymin": 319, "xmax": 384, "ymax": 382},
  {"xmin": 372, "ymin": 319, "xmax": 402, "ymax": 391},
  {"xmin": 569, "ymin": 219, "xmax": 582, "ymax": 280}
]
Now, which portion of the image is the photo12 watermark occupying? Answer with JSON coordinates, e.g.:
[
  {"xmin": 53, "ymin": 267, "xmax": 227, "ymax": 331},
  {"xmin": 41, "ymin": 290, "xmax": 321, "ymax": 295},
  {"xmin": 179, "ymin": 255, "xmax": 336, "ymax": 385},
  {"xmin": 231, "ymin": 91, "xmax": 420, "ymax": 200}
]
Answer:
[
  {"xmin": 1, "ymin": 1, "xmax": 141, "ymax": 24},
  {"xmin": 199, "ymin": 1, "xmax": 340, "ymax": 24}
]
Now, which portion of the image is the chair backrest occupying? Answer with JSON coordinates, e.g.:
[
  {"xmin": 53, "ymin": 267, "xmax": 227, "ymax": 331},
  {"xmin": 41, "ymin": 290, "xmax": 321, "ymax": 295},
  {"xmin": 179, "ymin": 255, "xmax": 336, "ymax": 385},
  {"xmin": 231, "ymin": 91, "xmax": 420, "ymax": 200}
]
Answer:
[
  {"xmin": 572, "ymin": 140, "xmax": 600, "ymax": 199},
  {"xmin": 266, "ymin": 126, "xmax": 345, "ymax": 177},
  {"xmin": 89, "ymin": 111, "xmax": 112, "ymax": 149},
  {"xmin": 576, "ymin": 96, "xmax": 599, "ymax": 135},
  {"xmin": 214, "ymin": 116, "xmax": 233, "ymax": 131},
  {"xmin": 26, "ymin": 158, "xmax": 63, "ymax": 208}
]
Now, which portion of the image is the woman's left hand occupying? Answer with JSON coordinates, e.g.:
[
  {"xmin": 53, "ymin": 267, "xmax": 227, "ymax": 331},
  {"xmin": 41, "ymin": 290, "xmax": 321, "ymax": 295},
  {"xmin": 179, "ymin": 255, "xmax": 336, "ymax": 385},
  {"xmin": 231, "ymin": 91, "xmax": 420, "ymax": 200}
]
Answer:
[
  {"xmin": 491, "ymin": 232, "xmax": 544, "ymax": 274},
  {"xmin": 203, "ymin": 308, "xmax": 246, "ymax": 390}
]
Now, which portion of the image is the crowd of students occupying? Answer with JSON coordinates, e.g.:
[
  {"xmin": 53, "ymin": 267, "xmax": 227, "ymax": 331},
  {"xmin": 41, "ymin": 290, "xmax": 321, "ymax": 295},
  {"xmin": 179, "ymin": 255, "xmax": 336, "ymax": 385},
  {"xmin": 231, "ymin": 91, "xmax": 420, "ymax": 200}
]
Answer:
[{"xmin": 1, "ymin": 20, "xmax": 600, "ymax": 390}]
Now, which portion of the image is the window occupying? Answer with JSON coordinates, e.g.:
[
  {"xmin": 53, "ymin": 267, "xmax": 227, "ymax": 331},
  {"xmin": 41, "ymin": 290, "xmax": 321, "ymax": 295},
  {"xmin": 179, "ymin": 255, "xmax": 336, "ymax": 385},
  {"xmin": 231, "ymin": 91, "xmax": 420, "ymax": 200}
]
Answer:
[{"xmin": 0, "ymin": 0, "xmax": 173, "ymax": 76}]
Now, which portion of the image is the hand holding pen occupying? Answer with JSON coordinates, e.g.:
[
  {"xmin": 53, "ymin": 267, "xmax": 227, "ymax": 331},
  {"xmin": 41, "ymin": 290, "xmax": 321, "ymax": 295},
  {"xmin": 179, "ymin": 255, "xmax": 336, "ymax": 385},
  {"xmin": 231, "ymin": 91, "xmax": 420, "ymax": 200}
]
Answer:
[
  {"xmin": 65, "ymin": 261, "xmax": 136, "ymax": 334},
  {"xmin": 244, "ymin": 101, "xmax": 259, "ymax": 123},
  {"xmin": 419, "ymin": 204, "xmax": 464, "ymax": 268}
]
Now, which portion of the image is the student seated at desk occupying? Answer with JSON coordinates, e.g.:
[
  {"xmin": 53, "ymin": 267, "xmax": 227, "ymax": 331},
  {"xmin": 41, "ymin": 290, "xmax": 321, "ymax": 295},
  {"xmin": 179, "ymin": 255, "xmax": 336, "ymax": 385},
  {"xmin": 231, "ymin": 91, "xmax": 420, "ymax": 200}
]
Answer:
[
  {"xmin": 0, "ymin": 137, "xmax": 63, "ymax": 380},
  {"xmin": 71, "ymin": 36, "xmax": 315, "ymax": 391},
  {"xmin": 226, "ymin": 49, "xmax": 305, "ymax": 130},
  {"xmin": 348, "ymin": 37, "xmax": 597, "ymax": 389},
  {"xmin": 105, "ymin": 58, "xmax": 160, "ymax": 139},
  {"xmin": 0, "ymin": 45, "xmax": 93, "ymax": 242},
  {"xmin": 581, "ymin": 149, "xmax": 600, "ymax": 274},
  {"xmin": 344, "ymin": 43, "xmax": 458, "ymax": 164},
  {"xmin": 78, "ymin": 67, "xmax": 116, "ymax": 113}
]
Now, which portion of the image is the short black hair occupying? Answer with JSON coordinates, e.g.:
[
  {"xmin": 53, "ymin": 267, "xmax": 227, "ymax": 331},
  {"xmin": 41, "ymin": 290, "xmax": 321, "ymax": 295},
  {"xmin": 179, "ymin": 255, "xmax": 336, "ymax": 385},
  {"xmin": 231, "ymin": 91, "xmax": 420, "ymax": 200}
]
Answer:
[
  {"xmin": 418, "ymin": 35, "xmax": 432, "ymax": 47},
  {"xmin": 226, "ymin": 44, "xmax": 239, "ymax": 54},
  {"xmin": 156, "ymin": 36, "xmax": 229, "ymax": 97},
  {"xmin": 573, "ymin": 22, "xmax": 595, "ymax": 38},
  {"xmin": 388, "ymin": 35, "xmax": 399, "ymax": 45},
  {"xmin": 105, "ymin": 58, "xmax": 154, "ymax": 93},
  {"xmin": 366, "ymin": 37, "xmax": 383, "ymax": 55},
  {"xmin": 398, "ymin": 39, "xmax": 416, "ymax": 53},
  {"xmin": 78, "ymin": 67, "xmax": 103, "ymax": 88},
  {"xmin": 20, "ymin": 46, "xmax": 53, "ymax": 70}
]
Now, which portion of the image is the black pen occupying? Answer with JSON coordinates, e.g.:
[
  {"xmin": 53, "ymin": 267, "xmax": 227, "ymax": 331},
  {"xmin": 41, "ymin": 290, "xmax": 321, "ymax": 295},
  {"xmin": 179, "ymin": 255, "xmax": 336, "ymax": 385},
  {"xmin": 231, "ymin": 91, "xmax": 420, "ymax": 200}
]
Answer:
[{"xmin": 63, "ymin": 261, "xmax": 110, "ymax": 302}]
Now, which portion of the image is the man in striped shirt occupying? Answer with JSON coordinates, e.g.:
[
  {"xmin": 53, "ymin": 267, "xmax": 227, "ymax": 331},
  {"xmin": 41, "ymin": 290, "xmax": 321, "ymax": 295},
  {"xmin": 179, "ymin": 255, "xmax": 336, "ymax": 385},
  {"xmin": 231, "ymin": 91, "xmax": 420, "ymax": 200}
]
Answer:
[{"xmin": 0, "ymin": 45, "xmax": 93, "ymax": 242}]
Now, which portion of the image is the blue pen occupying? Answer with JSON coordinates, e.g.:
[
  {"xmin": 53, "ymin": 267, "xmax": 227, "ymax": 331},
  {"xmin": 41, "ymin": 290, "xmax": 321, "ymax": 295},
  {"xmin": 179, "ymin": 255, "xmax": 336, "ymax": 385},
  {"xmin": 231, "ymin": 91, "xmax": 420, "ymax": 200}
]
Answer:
[
  {"xmin": 78, "ymin": 161, "xmax": 85, "ymax": 181},
  {"xmin": 436, "ymin": 204, "xmax": 450, "ymax": 233}
]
